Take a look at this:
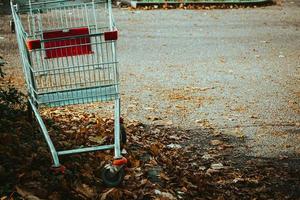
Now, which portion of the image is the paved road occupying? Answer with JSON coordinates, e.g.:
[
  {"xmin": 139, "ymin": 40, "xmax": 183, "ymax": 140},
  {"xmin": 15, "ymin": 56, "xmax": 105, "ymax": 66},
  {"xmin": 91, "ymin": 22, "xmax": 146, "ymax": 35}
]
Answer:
[{"xmin": 114, "ymin": 2, "xmax": 300, "ymax": 157}]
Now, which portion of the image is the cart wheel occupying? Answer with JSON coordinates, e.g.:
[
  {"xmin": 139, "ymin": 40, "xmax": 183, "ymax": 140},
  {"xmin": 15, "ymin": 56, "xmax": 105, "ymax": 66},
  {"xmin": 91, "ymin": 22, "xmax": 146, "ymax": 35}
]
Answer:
[
  {"xmin": 50, "ymin": 165, "xmax": 66, "ymax": 175},
  {"xmin": 101, "ymin": 165, "xmax": 125, "ymax": 187},
  {"xmin": 10, "ymin": 19, "xmax": 15, "ymax": 33},
  {"xmin": 120, "ymin": 123, "xmax": 127, "ymax": 145}
]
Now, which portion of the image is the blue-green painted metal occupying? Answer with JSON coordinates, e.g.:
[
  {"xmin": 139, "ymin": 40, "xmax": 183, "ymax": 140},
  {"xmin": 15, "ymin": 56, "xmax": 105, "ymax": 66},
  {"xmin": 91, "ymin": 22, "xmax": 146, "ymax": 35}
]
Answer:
[
  {"xmin": 11, "ymin": 0, "xmax": 124, "ymax": 169},
  {"xmin": 58, "ymin": 144, "xmax": 115, "ymax": 156},
  {"xmin": 29, "ymin": 98, "xmax": 60, "ymax": 167}
]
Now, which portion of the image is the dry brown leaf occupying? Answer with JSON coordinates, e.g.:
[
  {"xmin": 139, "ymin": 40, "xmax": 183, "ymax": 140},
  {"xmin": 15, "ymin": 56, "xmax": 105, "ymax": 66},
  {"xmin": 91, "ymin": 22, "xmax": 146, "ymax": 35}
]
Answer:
[
  {"xmin": 100, "ymin": 188, "xmax": 115, "ymax": 200},
  {"xmin": 218, "ymin": 144, "xmax": 234, "ymax": 150},
  {"xmin": 210, "ymin": 140, "xmax": 223, "ymax": 146},
  {"xmin": 100, "ymin": 188, "xmax": 123, "ymax": 200},
  {"xmin": 160, "ymin": 192, "xmax": 176, "ymax": 200},
  {"xmin": 141, "ymin": 179, "xmax": 148, "ymax": 185},
  {"xmin": 160, "ymin": 172, "xmax": 170, "ymax": 181},
  {"xmin": 88, "ymin": 135, "xmax": 106, "ymax": 144},
  {"xmin": 74, "ymin": 184, "xmax": 96, "ymax": 199},
  {"xmin": 130, "ymin": 158, "xmax": 141, "ymax": 168},
  {"xmin": 150, "ymin": 143, "xmax": 161, "ymax": 156},
  {"xmin": 15, "ymin": 186, "xmax": 41, "ymax": 200}
]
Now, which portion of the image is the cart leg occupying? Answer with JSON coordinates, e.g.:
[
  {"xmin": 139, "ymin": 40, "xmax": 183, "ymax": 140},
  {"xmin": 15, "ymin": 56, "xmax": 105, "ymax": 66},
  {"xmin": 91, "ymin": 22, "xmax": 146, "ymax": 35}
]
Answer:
[
  {"xmin": 29, "ymin": 99, "xmax": 60, "ymax": 167},
  {"xmin": 114, "ymin": 98, "xmax": 122, "ymax": 159},
  {"xmin": 101, "ymin": 98, "xmax": 127, "ymax": 187}
]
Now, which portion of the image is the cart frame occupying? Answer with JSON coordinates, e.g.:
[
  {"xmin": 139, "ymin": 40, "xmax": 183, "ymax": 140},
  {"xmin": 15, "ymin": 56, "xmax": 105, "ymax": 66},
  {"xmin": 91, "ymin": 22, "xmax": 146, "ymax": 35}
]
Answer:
[{"xmin": 11, "ymin": 0, "xmax": 127, "ymax": 186}]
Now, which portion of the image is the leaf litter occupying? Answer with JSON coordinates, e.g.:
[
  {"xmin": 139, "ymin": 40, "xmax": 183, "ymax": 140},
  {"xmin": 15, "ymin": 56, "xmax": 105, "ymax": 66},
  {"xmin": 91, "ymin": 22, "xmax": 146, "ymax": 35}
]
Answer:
[{"xmin": 0, "ymin": 103, "xmax": 299, "ymax": 200}]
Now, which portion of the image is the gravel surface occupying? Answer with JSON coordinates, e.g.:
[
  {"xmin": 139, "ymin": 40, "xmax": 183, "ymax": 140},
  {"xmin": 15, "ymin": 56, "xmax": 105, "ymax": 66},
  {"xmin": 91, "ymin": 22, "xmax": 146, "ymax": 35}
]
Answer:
[{"xmin": 114, "ymin": 2, "xmax": 300, "ymax": 157}]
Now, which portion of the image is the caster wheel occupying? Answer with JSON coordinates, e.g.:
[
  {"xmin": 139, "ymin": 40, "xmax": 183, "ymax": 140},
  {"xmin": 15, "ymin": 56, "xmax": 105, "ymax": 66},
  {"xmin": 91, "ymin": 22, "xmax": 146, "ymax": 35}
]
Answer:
[
  {"xmin": 10, "ymin": 19, "xmax": 15, "ymax": 33},
  {"xmin": 101, "ymin": 165, "xmax": 125, "ymax": 187},
  {"xmin": 50, "ymin": 165, "xmax": 66, "ymax": 175},
  {"xmin": 120, "ymin": 123, "xmax": 127, "ymax": 145}
]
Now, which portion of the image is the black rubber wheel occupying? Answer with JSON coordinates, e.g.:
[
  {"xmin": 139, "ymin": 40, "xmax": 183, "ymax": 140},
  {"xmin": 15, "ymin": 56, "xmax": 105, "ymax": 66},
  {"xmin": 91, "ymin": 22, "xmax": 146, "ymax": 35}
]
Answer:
[
  {"xmin": 101, "ymin": 166, "xmax": 125, "ymax": 187},
  {"xmin": 120, "ymin": 124, "xmax": 127, "ymax": 145},
  {"xmin": 10, "ymin": 19, "xmax": 15, "ymax": 33}
]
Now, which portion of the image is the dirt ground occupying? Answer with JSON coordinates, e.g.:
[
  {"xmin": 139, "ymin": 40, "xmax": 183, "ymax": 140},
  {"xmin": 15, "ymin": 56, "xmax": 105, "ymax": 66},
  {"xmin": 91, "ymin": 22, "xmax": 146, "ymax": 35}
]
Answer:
[{"xmin": 0, "ymin": 0, "xmax": 299, "ymax": 199}]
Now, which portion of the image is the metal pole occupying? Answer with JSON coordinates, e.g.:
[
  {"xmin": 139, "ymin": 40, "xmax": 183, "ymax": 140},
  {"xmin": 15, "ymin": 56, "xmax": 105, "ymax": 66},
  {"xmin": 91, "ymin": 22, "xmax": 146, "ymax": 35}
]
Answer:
[
  {"xmin": 114, "ymin": 98, "xmax": 121, "ymax": 159},
  {"xmin": 58, "ymin": 144, "xmax": 114, "ymax": 156},
  {"xmin": 29, "ymin": 99, "xmax": 60, "ymax": 167}
]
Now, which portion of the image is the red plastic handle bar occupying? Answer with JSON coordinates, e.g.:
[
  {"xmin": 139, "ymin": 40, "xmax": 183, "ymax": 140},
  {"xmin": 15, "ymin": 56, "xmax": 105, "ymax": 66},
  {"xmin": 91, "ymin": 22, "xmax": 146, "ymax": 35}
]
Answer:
[
  {"xmin": 43, "ymin": 27, "xmax": 92, "ymax": 59},
  {"xmin": 104, "ymin": 30, "xmax": 118, "ymax": 41},
  {"xmin": 26, "ymin": 39, "xmax": 41, "ymax": 50}
]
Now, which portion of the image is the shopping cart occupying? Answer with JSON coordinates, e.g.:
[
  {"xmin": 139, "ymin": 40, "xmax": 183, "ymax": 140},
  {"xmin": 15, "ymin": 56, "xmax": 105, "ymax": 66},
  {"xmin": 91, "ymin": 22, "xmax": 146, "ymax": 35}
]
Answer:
[{"xmin": 11, "ymin": 0, "xmax": 127, "ymax": 187}]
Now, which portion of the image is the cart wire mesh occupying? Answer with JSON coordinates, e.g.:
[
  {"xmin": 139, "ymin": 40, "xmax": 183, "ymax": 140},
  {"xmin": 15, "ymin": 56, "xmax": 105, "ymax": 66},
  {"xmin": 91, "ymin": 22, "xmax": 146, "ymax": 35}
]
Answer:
[{"xmin": 13, "ymin": 0, "xmax": 120, "ymax": 107}]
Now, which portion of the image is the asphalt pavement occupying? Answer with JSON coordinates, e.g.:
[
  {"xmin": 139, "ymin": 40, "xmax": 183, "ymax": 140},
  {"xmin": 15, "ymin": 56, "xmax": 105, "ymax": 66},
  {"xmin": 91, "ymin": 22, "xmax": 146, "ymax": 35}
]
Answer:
[{"xmin": 114, "ymin": 1, "xmax": 300, "ymax": 157}]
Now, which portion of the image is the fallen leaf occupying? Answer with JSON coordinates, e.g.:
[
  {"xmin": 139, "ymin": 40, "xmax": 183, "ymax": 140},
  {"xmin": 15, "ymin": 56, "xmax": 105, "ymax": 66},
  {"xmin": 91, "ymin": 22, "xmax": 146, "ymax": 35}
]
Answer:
[
  {"xmin": 210, "ymin": 140, "xmax": 223, "ymax": 146},
  {"xmin": 166, "ymin": 143, "xmax": 182, "ymax": 149},
  {"xmin": 100, "ymin": 188, "xmax": 123, "ymax": 200},
  {"xmin": 88, "ymin": 135, "xmax": 106, "ymax": 144},
  {"xmin": 161, "ymin": 192, "xmax": 176, "ymax": 200},
  {"xmin": 160, "ymin": 172, "xmax": 170, "ymax": 181},
  {"xmin": 211, "ymin": 163, "xmax": 224, "ymax": 170},
  {"xmin": 16, "ymin": 186, "xmax": 41, "ymax": 200},
  {"xmin": 150, "ymin": 143, "xmax": 161, "ymax": 156},
  {"xmin": 74, "ymin": 184, "xmax": 96, "ymax": 199}
]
